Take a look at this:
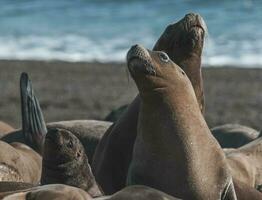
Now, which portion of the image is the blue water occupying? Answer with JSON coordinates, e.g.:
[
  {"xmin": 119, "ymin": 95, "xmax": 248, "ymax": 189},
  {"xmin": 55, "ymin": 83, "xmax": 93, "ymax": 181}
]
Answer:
[{"xmin": 0, "ymin": 0, "xmax": 262, "ymax": 66}]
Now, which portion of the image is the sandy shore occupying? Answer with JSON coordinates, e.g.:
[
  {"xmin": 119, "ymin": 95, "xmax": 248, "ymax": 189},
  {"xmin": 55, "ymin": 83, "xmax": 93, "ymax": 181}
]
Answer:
[{"xmin": 0, "ymin": 60, "xmax": 261, "ymax": 131}]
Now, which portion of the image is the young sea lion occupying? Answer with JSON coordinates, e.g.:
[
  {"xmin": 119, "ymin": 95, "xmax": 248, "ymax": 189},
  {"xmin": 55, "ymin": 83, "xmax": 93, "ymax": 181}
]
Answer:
[
  {"xmin": 47, "ymin": 120, "xmax": 111, "ymax": 162},
  {"xmin": 211, "ymin": 124, "xmax": 260, "ymax": 148},
  {"xmin": 41, "ymin": 128, "xmax": 103, "ymax": 197},
  {"xmin": 126, "ymin": 44, "xmax": 237, "ymax": 199},
  {"xmin": 92, "ymin": 13, "xmax": 207, "ymax": 194}
]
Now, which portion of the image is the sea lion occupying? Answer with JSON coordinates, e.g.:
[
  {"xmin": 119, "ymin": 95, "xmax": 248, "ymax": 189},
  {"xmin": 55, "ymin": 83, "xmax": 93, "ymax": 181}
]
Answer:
[
  {"xmin": 41, "ymin": 127, "xmax": 103, "ymax": 197},
  {"xmin": 2, "ymin": 73, "xmax": 111, "ymax": 161},
  {"xmin": 0, "ymin": 121, "xmax": 15, "ymax": 138},
  {"xmin": 225, "ymin": 135, "xmax": 262, "ymax": 189},
  {"xmin": 0, "ymin": 141, "xmax": 41, "ymax": 184},
  {"xmin": 92, "ymin": 13, "xmax": 207, "ymax": 194},
  {"xmin": 0, "ymin": 184, "xmax": 92, "ymax": 200},
  {"xmin": 126, "ymin": 44, "xmax": 237, "ymax": 199},
  {"xmin": 211, "ymin": 124, "xmax": 260, "ymax": 148}
]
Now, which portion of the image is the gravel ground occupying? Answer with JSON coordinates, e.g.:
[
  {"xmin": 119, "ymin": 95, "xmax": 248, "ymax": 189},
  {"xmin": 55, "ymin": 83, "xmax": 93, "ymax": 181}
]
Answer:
[{"xmin": 0, "ymin": 60, "xmax": 261, "ymax": 131}]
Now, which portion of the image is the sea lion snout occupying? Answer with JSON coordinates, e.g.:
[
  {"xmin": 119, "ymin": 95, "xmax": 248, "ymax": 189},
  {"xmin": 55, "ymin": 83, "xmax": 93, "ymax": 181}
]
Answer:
[
  {"xmin": 183, "ymin": 13, "xmax": 207, "ymax": 35},
  {"xmin": 45, "ymin": 128, "xmax": 63, "ymax": 146},
  {"xmin": 127, "ymin": 44, "xmax": 156, "ymax": 76}
]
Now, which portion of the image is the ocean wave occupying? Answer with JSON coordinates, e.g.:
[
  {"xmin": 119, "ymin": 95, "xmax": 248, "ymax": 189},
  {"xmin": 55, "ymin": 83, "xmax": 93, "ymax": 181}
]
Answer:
[
  {"xmin": 1, "ymin": 0, "xmax": 262, "ymax": 67},
  {"xmin": 0, "ymin": 34, "xmax": 262, "ymax": 67}
]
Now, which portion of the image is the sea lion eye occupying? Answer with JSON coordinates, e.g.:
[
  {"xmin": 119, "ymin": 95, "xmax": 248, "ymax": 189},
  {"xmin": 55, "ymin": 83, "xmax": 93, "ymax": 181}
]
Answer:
[
  {"xmin": 159, "ymin": 52, "xmax": 169, "ymax": 63},
  {"xmin": 67, "ymin": 140, "xmax": 73, "ymax": 149}
]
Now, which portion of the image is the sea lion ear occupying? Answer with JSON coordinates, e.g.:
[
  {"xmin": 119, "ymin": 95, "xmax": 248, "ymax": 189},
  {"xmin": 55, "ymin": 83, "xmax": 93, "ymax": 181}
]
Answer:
[{"xmin": 20, "ymin": 72, "xmax": 47, "ymax": 154}]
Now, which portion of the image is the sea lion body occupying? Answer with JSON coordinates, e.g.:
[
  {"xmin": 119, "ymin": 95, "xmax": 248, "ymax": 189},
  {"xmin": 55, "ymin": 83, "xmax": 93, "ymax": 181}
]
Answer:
[
  {"xmin": 41, "ymin": 128, "xmax": 103, "ymax": 197},
  {"xmin": 0, "ymin": 141, "xmax": 41, "ymax": 184},
  {"xmin": 126, "ymin": 45, "xmax": 236, "ymax": 199},
  {"xmin": 0, "ymin": 184, "xmax": 92, "ymax": 200},
  {"xmin": 92, "ymin": 13, "xmax": 207, "ymax": 194},
  {"xmin": 211, "ymin": 124, "xmax": 260, "ymax": 148},
  {"xmin": 225, "ymin": 136, "xmax": 262, "ymax": 189}
]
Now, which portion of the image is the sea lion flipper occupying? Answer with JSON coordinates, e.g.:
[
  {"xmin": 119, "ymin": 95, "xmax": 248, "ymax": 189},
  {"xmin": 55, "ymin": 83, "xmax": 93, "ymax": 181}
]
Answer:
[{"xmin": 20, "ymin": 72, "xmax": 47, "ymax": 153}]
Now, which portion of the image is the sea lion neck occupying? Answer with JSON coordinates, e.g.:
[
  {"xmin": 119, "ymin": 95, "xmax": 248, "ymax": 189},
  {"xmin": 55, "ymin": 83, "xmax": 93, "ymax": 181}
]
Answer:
[
  {"xmin": 179, "ymin": 55, "xmax": 204, "ymax": 113},
  {"xmin": 138, "ymin": 78, "xmax": 205, "ymax": 156},
  {"xmin": 153, "ymin": 13, "xmax": 205, "ymax": 113}
]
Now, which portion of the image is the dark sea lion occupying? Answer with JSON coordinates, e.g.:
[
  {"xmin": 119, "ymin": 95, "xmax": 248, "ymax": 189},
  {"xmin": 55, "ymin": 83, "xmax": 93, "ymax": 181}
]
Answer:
[
  {"xmin": 0, "ymin": 121, "xmax": 15, "ymax": 138},
  {"xmin": 92, "ymin": 13, "xmax": 207, "ymax": 194},
  {"xmin": 0, "ymin": 141, "xmax": 41, "ymax": 184},
  {"xmin": 0, "ymin": 184, "xmax": 92, "ymax": 200},
  {"xmin": 126, "ymin": 45, "xmax": 237, "ymax": 199},
  {"xmin": 211, "ymin": 124, "xmax": 260, "ymax": 148},
  {"xmin": 2, "ymin": 73, "xmax": 111, "ymax": 161},
  {"xmin": 225, "ymin": 135, "xmax": 262, "ymax": 189},
  {"xmin": 41, "ymin": 127, "xmax": 103, "ymax": 197}
]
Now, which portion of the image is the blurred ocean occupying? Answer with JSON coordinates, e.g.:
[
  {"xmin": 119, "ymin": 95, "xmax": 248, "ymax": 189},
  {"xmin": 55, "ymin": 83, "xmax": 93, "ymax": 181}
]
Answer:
[{"xmin": 0, "ymin": 0, "xmax": 262, "ymax": 66}]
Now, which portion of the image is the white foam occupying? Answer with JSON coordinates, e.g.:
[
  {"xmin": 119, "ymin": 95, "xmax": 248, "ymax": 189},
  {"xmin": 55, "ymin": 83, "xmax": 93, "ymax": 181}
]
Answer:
[{"xmin": 0, "ymin": 34, "xmax": 262, "ymax": 67}]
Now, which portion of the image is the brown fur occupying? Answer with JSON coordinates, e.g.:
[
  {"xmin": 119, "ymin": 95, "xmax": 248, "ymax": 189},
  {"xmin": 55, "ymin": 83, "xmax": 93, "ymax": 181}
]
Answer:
[
  {"xmin": 0, "ymin": 141, "xmax": 41, "ymax": 184},
  {"xmin": 126, "ymin": 45, "xmax": 236, "ymax": 199},
  {"xmin": 92, "ymin": 13, "xmax": 206, "ymax": 194},
  {"xmin": 41, "ymin": 128, "xmax": 103, "ymax": 197}
]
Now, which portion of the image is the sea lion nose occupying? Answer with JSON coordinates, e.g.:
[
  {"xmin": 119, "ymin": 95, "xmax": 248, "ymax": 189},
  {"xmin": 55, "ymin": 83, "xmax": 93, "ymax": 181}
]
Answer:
[
  {"xmin": 184, "ymin": 13, "xmax": 197, "ymax": 20},
  {"xmin": 127, "ymin": 44, "xmax": 149, "ymax": 61},
  {"xmin": 46, "ymin": 128, "xmax": 63, "ymax": 144}
]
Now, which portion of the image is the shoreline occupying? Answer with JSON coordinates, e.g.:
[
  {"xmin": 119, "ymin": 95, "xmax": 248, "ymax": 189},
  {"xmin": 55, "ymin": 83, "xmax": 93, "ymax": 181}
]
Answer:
[
  {"xmin": 0, "ymin": 60, "xmax": 261, "ymax": 130},
  {"xmin": 1, "ymin": 59, "xmax": 262, "ymax": 69}
]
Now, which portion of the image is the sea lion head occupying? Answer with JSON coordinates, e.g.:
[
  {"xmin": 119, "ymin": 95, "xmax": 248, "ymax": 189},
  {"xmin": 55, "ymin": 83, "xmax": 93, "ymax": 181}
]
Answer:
[
  {"xmin": 154, "ymin": 13, "xmax": 206, "ymax": 64},
  {"xmin": 43, "ymin": 128, "xmax": 84, "ymax": 164},
  {"xmin": 127, "ymin": 44, "xmax": 191, "ymax": 96},
  {"xmin": 153, "ymin": 13, "xmax": 206, "ymax": 112},
  {"xmin": 42, "ymin": 128, "xmax": 103, "ymax": 197}
]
